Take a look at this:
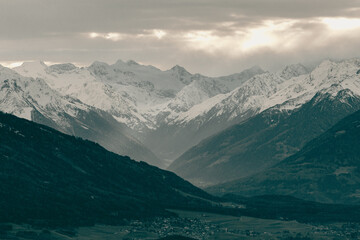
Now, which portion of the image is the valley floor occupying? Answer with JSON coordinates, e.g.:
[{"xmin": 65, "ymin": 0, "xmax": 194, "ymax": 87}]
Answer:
[{"xmin": 1, "ymin": 210, "xmax": 360, "ymax": 240}]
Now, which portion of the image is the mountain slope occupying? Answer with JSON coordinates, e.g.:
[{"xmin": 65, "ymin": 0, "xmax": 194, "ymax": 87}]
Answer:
[
  {"xmin": 0, "ymin": 112, "xmax": 216, "ymax": 226},
  {"xmin": 208, "ymin": 109, "xmax": 360, "ymax": 204},
  {"xmin": 169, "ymin": 86, "xmax": 360, "ymax": 186},
  {"xmin": 0, "ymin": 65, "xmax": 164, "ymax": 167}
]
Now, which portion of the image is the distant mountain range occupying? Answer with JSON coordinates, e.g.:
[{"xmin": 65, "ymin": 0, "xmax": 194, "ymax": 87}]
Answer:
[
  {"xmin": 208, "ymin": 108, "xmax": 360, "ymax": 204},
  {"xmin": 7, "ymin": 58, "xmax": 360, "ymax": 167}
]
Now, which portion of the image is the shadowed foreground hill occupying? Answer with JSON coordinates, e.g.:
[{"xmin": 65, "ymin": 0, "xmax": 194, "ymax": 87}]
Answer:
[
  {"xmin": 0, "ymin": 112, "xmax": 216, "ymax": 227},
  {"xmin": 208, "ymin": 109, "xmax": 360, "ymax": 204}
]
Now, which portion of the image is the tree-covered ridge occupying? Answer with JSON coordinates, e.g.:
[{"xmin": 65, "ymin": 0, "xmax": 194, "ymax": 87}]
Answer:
[{"xmin": 0, "ymin": 112, "xmax": 215, "ymax": 227}]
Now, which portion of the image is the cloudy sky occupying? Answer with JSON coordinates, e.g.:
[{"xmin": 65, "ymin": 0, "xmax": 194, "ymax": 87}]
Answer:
[{"xmin": 1, "ymin": 0, "xmax": 360, "ymax": 76}]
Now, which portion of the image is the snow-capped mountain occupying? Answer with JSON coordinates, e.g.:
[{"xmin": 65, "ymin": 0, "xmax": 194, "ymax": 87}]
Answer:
[
  {"xmin": 166, "ymin": 58, "xmax": 360, "ymax": 130},
  {"xmin": 261, "ymin": 59, "xmax": 360, "ymax": 111},
  {"xmin": 0, "ymin": 65, "xmax": 164, "ymax": 167},
  {"xmin": 0, "ymin": 64, "xmax": 87, "ymax": 127},
  {"xmin": 10, "ymin": 57, "xmax": 360, "ymax": 168},
  {"xmin": 169, "ymin": 63, "xmax": 309, "ymax": 125},
  {"xmin": 15, "ymin": 61, "xmax": 150, "ymax": 130},
  {"xmin": 14, "ymin": 60, "xmax": 265, "ymax": 162},
  {"xmin": 15, "ymin": 60, "xmax": 264, "ymax": 132}
]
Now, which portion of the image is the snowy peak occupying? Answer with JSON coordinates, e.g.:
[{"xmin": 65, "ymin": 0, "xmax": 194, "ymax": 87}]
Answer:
[
  {"xmin": 126, "ymin": 59, "xmax": 140, "ymax": 66},
  {"xmin": 279, "ymin": 63, "xmax": 308, "ymax": 80},
  {"xmin": 247, "ymin": 65, "xmax": 264, "ymax": 73},
  {"xmin": 309, "ymin": 59, "xmax": 360, "ymax": 85},
  {"xmin": 262, "ymin": 58, "xmax": 360, "ymax": 111},
  {"xmin": 0, "ymin": 66, "xmax": 84, "ymax": 123},
  {"xmin": 217, "ymin": 66, "xmax": 266, "ymax": 90},
  {"xmin": 112, "ymin": 59, "xmax": 161, "ymax": 72},
  {"xmin": 20, "ymin": 60, "xmax": 47, "ymax": 69},
  {"xmin": 48, "ymin": 63, "xmax": 77, "ymax": 73},
  {"xmin": 224, "ymin": 65, "xmax": 265, "ymax": 79},
  {"xmin": 88, "ymin": 61, "xmax": 111, "ymax": 76},
  {"xmin": 170, "ymin": 65, "xmax": 190, "ymax": 75},
  {"xmin": 240, "ymin": 65, "xmax": 265, "ymax": 78},
  {"xmin": 14, "ymin": 60, "xmax": 48, "ymax": 77},
  {"xmin": 169, "ymin": 65, "xmax": 192, "ymax": 85},
  {"xmin": 311, "ymin": 84, "xmax": 357, "ymax": 104}
]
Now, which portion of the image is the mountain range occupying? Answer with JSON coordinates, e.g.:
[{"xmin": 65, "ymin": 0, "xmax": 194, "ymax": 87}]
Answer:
[
  {"xmin": 9, "ymin": 58, "xmax": 360, "ymax": 167},
  {"xmin": 2, "ymin": 57, "xmax": 360, "ymax": 189}
]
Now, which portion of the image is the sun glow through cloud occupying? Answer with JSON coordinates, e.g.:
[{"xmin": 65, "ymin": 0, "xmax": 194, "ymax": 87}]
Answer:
[
  {"xmin": 240, "ymin": 27, "xmax": 276, "ymax": 51},
  {"xmin": 89, "ymin": 32, "xmax": 125, "ymax": 41},
  {"xmin": 180, "ymin": 17, "xmax": 360, "ymax": 57},
  {"xmin": 183, "ymin": 20, "xmax": 298, "ymax": 55},
  {"xmin": 88, "ymin": 29, "xmax": 168, "ymax": 41},
  {"xmin": 321, "ymin": 17, "xmax": 360, "ymax": 31},
  {"xmin": 86, "ymin": 17, "xmax": 360, "ymax": 57},
  {"xmin": 89, "ymin": 32, "xmax": 99, "ymax": 38},
  {"xmin": 153, "ymin": 29, "xmax": 167, "ymax": 39}
]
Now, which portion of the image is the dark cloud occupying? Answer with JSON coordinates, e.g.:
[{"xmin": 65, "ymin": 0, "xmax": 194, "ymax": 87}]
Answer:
[
  {"xmin": 1, "ymin": 0, "xmax": 360, "ymax": 75},
  {"xmin": 2, "ymin": 0, "xmax": 360, "ymax": 36}
]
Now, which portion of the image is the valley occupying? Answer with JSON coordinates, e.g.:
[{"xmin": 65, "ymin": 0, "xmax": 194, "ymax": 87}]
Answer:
[{"xmin": 2, "ymin": 211, "xmax": 360, "ymax": 240}]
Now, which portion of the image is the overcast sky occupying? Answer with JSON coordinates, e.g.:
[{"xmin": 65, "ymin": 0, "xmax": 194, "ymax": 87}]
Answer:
[{"xmin": 1, "ymin": 0, "xmax": 360, "ymax": 76}]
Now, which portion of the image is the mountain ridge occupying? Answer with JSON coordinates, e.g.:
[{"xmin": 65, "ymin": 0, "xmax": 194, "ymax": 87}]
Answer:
[
  {"xmin": 207, "ymin": 108, "xmax": 360, "ymax": 204},
  {"xmin": 0, "ymin": 111, "xmax": 218, "ymax": 226}
]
